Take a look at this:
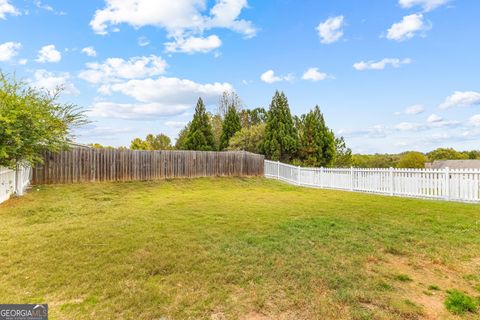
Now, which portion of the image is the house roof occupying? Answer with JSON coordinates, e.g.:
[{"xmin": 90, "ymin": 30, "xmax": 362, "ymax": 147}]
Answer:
[{"xmin": 429, "ymin": 160, "xmax": 480, "ymax": 169}]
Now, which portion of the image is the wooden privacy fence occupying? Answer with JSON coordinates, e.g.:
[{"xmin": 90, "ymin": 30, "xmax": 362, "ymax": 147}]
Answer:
[
  {"xmin": 265, "ymin": 160, "xmax": 480, "ymax": 203},
  {"xmin": 32, "ymin": 149, "xmax": 264, "ymax": 185}
]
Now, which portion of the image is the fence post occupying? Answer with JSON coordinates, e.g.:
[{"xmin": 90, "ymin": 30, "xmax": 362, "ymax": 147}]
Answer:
[
  {"xmin": 14, "ymin": 163, "xmax": 22, "ymax": 196},
  {"xmin": 297, "ymin": 165, "xmax": 301, "ymax": 185},
  {"xmin": 320, "ymin": 167, "xmax": 324, "ymax": 187},
  {"xmin": 389, "ymin": 167, "xmax": 394, "ymax": 196},
  {"xmin": 445, "ymin": 167, "xmax": 450, "ymax": 201},
  {"xmin": 277, "ymin": 161, "xmax": 280, "ymax": 180},
  {"xmin": 350, "ymin": 167, "xmax": 354, "ymax": 191}
]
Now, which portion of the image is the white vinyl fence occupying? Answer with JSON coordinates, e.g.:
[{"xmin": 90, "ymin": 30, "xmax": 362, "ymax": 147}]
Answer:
[
  {"xmin": 0, "ymin": 165, "xmax": 31, "ymax": 204},
  {"xmin": 265, "ymin": 160, "xmax": 480, "ymax": 203}
]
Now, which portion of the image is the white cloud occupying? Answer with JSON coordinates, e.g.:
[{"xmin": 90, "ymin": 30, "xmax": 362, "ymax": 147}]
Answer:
[
  {"xmin": 0, "ymin": 41, "xmax": 21, "ymax": 61},
  {"xmin": 109, "ymin": 77, "xmax": 232, "ymax": 103},
  {"xmin": 30, "ymin": 70, "xmax": 80, "ymax": 95},
  {"xmin": 426, "ymin": 113, "xmax": 442, "ymax": 123},
  {"xmin": 405, "ymin": 104, "xmax": 425, "ymax": 115},
  {"xmin": 260, "ymin": 69, "xmax": 293, "ymax": 84},
  {"xmin": 395, "ymin": 122, "xmax": 423, "ymax": 131},
  {"xmin": 338, "ymin": 124, "xmax": 388, "ymax": 138},
  {"xmin": 316, "ymin": 16, "xmax": 344, "ymax": 44},
  {"xmin": 165, "ymin": 121, "xmax": 188, "ymax": 128},
  {"xmin": 0, "ymin": 0, "xmax": 19, "ymax": 19},
  {"xmin": 87, "ymin": 102, "xmax": 192, "ymax": 119},
  {"xmin": 88, "ymin": 76, "xmax": 233, "ymax": 119},
  {"xmin": 18, "ymin": 58, "xmax": 28, "ymax": 65},
  {"xmin": 398, "ymin": 0, "xmax": 450, "ymax": 12},
  {"xmin": 89, "ymin": 0, "xmax": 256, "ymax": 53},
  {"xmin": 206, "ymin": 0, "xmax": 257, "ymax": 38},
  {"xmin": 353, "ymin": 58, "xmax": 411, "ymax": 71},
  {"xmin": 439, "ymin": 91, "xmax": 480, "ymax": 109},
  {"xmin": 81, "ymin": 46, "xmax": 97, "ymax": 57},
  {"xmin": 35, "ymin": 44, "xmax": 62, "ymax": 63},
  {"xmin": 429, "ymin": 120, "xmax": 461, "ymax": 128},
  {"xmin": 78, "ymin": 55, "xmax": 167, "ymax": 84},
  {"xmin": 469, "ymin": 115, "xmax": 480, "ymax": 127},
  {"xmin": 302, "ymin": 68, "xmax": 327, "ymax": 82},
  {"xmin": 386, "ymin": 14, "xmax": 430, "ymax": 41},
  {"xmin": 165, "ymin": 35, "xmax": 221, "ymax": 53},
  {"xmin": 76, "ymin": 125, "xmax": 133, "ymax": 138},
  {"xmin": 137, "ymin": 36, "xmax": 150, "ymax": 47}
]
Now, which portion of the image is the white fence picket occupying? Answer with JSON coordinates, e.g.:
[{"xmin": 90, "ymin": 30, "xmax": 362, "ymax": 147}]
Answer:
[
  {"xmin": 0, "ymin": 165, "xmax": 32, "ymax": 204},
  {"xmin": 265, "ymin": 160, "xmax": 480, "ymax": 203}
]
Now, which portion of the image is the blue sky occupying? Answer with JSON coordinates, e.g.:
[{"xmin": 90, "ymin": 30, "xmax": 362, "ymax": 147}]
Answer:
[{"xmin": 1, "ymin": 0, "xmax": 479, "ymax": 153}]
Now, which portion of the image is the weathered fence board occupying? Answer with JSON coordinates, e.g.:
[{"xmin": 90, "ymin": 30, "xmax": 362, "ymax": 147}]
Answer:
[{"xmin": 32, "ymin": 149, "xmax": 264, "ymax": 185}]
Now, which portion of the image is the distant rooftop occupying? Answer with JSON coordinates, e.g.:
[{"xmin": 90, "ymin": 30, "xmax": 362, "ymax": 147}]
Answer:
[{"xmin": 425, "ymin": 160, "xmax": 480, "ymax": 169}]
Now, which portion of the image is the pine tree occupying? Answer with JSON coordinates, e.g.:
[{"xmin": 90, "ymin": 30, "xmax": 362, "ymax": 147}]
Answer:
[
  {"xmin": 219, "ymin": 105, "xmax": 241, "ymax": 150},
  {"xmin": 184, "ymin": 98, "xmax": 216, "ymax": 151},
  {"xmin": 298, "ymin": 106, "xmax": 336, "ymax": 167},
  {"xmin": 262, "ymin": 91, "xmax": 298, "ymax": 162}
]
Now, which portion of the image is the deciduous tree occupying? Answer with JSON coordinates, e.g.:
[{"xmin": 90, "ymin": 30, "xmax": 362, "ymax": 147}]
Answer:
[{"xmin": 0, "ymin": 73, "xmax": 87, "ymax": 168}]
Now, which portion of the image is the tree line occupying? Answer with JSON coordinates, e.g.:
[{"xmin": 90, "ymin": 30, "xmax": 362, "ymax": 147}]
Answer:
[
  {"xmin": 123, "ymin": 91, "xmax": 351, "ymax": 168},
  {"xmin": 2, "ymin": 70, "xmax": 476, "ymax": 171},
  {"xmin": 120, "ymin": 91, "xmax": 480, "ymax": 169}
]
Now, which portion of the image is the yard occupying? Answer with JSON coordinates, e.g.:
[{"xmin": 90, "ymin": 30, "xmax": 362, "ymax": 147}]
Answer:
[{"xmin": 0, "ymin": 178, "xmax": 479, "ymax": 319}]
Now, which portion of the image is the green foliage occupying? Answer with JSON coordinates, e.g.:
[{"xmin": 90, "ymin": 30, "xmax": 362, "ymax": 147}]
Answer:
[
  {"xmin": 465, "ymin": 150, "xmax": 480, "ymax": 159},
  {"xmin": 297, "ymin": 106, "xmax": 336, "ymax": 167},
  {"xmin": 209, "ymin": 113, "xmax": 223, "ymax": 149},
  {"xmin": 0, "ymin": 72, "xmax": 87, "ymax": 168},
  {"xmin": 427, "ymin": 148, "xmax": 469, "ymax": 161},
  {"xmin": 227, "ymin": 124, "xmax": 265, "ymax": 153},
  {"xmin": 219, "ymin": 105, "xmax": 241, "ymax": 150},
  {"xmin": 333, "ymin": 136, "xmax": 352, "ymax": 168},
  {"xmin": 428, "ymin": 284, "xmax": 440, "ymax": 291},
  {"xmin": 239, "ymin": 107, "xmax": 267, "ymax": 127},
  {"xmin": 444, "ymin": 290, "xmax": 477, "ymax": 315},
  {"xmin": 184, "ymin": 98, "xmax": 216, "ymax": 151},
  {"xmin": 397, "ymin": 151, "xmax": 427, "ymax": 168},
  {"xmin": 130, "ymin": 134, "xmax": 172, "ymax": 150},
  {"xmin": 262, "ymin": 91, "xmax": 298, "ymax": 162},
  {"xmin": 89, "ymin": 143, "xmax": 114, "ymax": 149},
  {"xmin": 130, "ymin": 138, "xmax": 149, "ymax": 150},
  {"xmin": 352, "ymin": 154, "xmax": 400, "ymax": 168},
  {"xmin": 175, "ymin": 122, "xmax": 191, "ymax": 150}
]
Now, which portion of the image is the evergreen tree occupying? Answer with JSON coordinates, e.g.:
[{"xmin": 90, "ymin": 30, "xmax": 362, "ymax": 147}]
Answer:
[
  {"xmin": 219, "ymin": 105, "xmax": 241, "ymax": 150},
  {"xmin": 184, "ymin": 98, "xmax": 216, "ymax": 151},
  {"xmin": 298, "ymin": 106, "xmax": 336, "ymax": 167},
  {"xmin": 175, "ymin": 122, "xmax": 190, "ymax": 150},
  {"xmin": 262, "ymin": 91, "xmax": 298, "ymax": 162}
]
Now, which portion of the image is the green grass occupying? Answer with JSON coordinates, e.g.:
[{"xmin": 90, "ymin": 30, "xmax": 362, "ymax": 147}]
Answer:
[
  {"xmin": 445, "ymin": 290, "xmax": 478, "ymax": 315},
  {"xmin": 1, "ymin": 178, "xmax": 480, "ymax": 319}
]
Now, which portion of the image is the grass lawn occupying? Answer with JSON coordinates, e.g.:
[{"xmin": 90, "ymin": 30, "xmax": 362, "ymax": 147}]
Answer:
[{"xmin": 1, "ymin": 178, "xmax": 480, "ymax": 319}]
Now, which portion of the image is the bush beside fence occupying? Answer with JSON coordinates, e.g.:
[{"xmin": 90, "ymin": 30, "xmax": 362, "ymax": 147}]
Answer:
[
  {"xmin": 32, "ymin": 149, "xmax": 265, "ymax": 185},
  {"xmin": 265, "ymin": 160, "xmax": 480, "ymax": 203}
]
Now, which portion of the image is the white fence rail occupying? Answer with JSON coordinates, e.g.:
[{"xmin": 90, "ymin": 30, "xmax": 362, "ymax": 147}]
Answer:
[
  {"xmin": 265, "ymin": 160, "xmax": 480, "ymax": 203},
  {"xmin": 0, "ymin": 165, "xmax": 31, "ymax": 204}
]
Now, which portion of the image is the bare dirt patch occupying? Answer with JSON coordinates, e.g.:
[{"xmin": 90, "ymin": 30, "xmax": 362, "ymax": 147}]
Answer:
[{"xmin": 367, "ymin": 254, "xmax": 480, "ymax": 319}]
